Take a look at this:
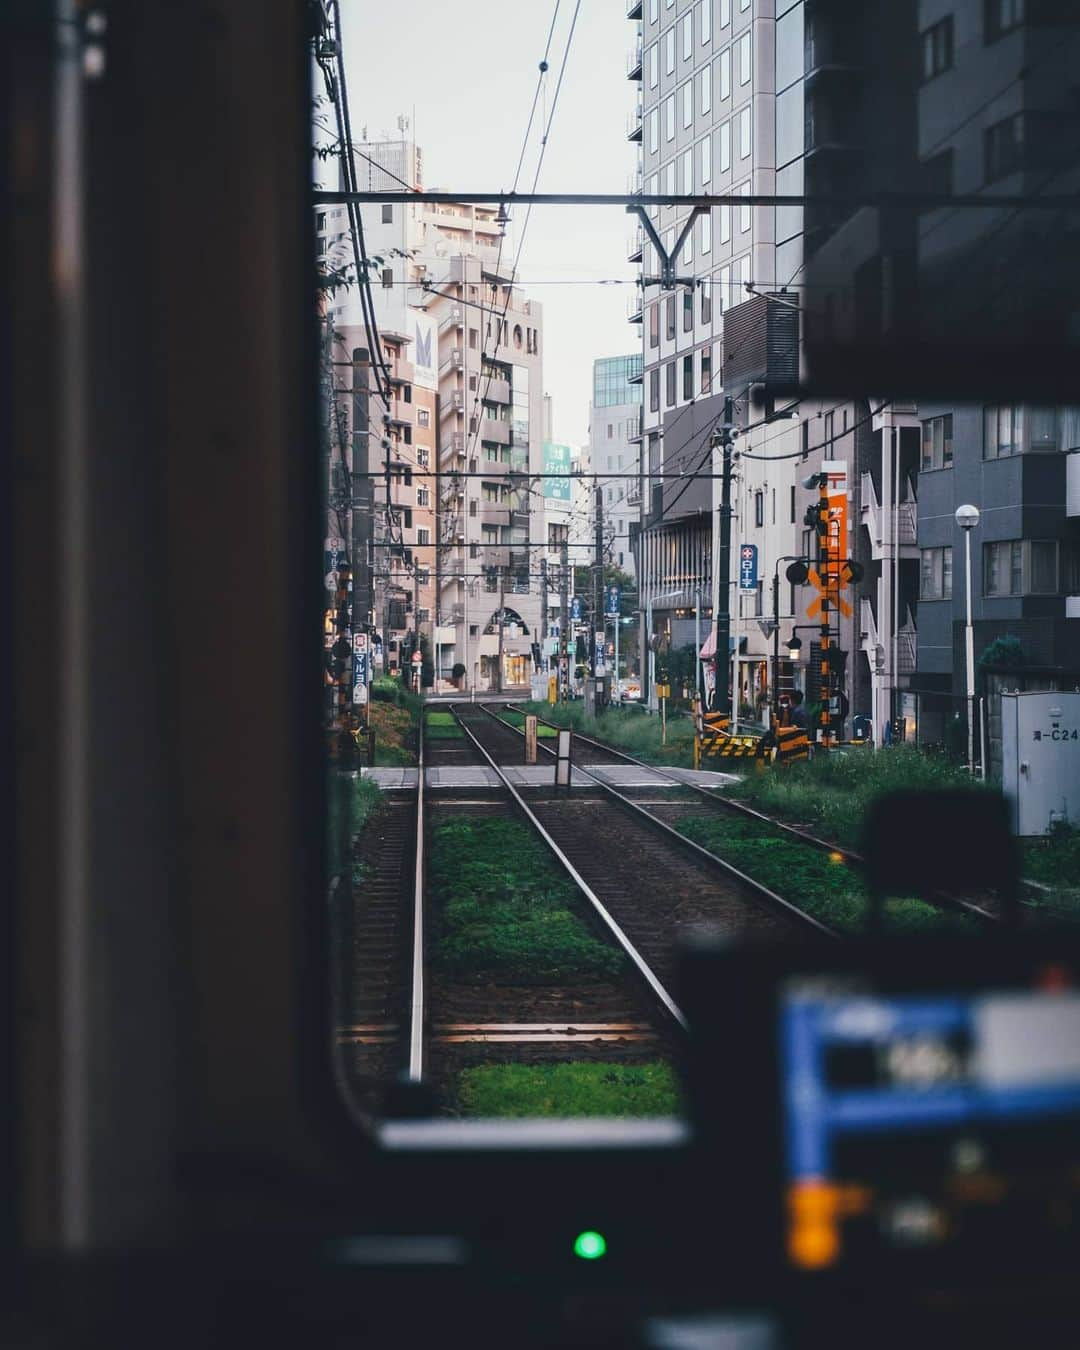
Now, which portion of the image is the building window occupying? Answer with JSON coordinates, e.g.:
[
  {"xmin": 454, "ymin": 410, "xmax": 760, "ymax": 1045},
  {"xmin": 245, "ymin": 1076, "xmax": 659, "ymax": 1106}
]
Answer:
[
  {"xmin": 1029, "ymin": 407, "xmax": 1059, "ymax": 450},
  {"xmin": 666, "ymin": 294, "xmax": 676, "ymax": 340},
  {"xmin": 417, "ymin": 527, "xmax": 431, "ymax": 546},
  {"xmin": 649, "ymin": 367, "xmax": 660, "ymax": 412},
  {"xmin": 699, "ymin": 0, "xmax": 711, "ymax": 44},
  {"xmin": 417, "ymin": 487, "xmax": 430, "ymax": 506},
  {"xmin": 701, "ymin": 346, "xmax": 712, "ymax": 392},
  {"xmin": 739, "ymin": 180, "xmax": 751, "ymax": 231},
  {"xmin": 823, "ymin": 410, "xmax": 835, "ymax": 444},
  {"xmin": 666, "ymin": 160, "xmax": 676, "ymax": 194},
  {"xmin": 719, "ymin": 264, "xmax": 731, "ymax": 311},
  {"xmin": 650, "ymin": 0, "xmax": 658, "ymax": 20},
  {"xmin": 682, "ymin": 80, "xmax": 693, "ymax": 128},
  {"xmin": 666, "ymin": 362, "xmax": 676, "ymax": 406},
  {"xmin": 682, "ymin": 10, "xmax": 693, "ymax": 59},
  {"xmin": 699, "ymin": 63, "xmax": 711, "ymax": 115},
  {"xmin": 700, "ymin": 132, "xmax": 712, "ymax": 184},
  {"xmin": 740, "ymin": 0, "xmax": 751, "ymax": 10},
  {"xmin": 683, "ymin": 354, "xmax": 694, "ymax": 399},
  {"xmin": 754, "ymin": 490, "xmax": 764, "ymax": 527},
  {"xmin": 790, "ymin": 484, "xmax": 796, "ymax": 522},
  {"xmin": 738, "ymin": 106, "xmax": 752, "ymax": 158},
  {"xmin": 382, "ymin": 268, "xmax": 393, "ymax": 288},
  {"xmin": 920, "ymin": 546, "xmax": 953, "ymax": 600},
  {"xmin": 985, "ymin": 112, "xmax": 1026, "ymax": 182},
  {"xmin": 738, "ymin": 31, "xmax": 751, "ymax": 84},
  {"xmin": 417, "ymin": 447, "xmax": 430, "ymax": 467},
  {"xmin": 984, "ymin": 404, "xmax": 1023, "ymax": 457},
  {"xmin": 649, "ymin": 301, "xmax": 660, "ymax": 349},
  {"xmin": 921, "ymin": 16, "xmax": 954, "ymax": 81},
  {"xmin": 720, "ymin": 203, "xmax": 731, "ymax": 244},
  {"xmin": 921, "ymin": 414, "xmax": 954, "ymax": 469},
  {"xmin": 381, "ymin": 204, "xmax": 393, "ymax": 223},
  {"xmin": 984, "ymin": 539, "xmax": 1059, "ymax": 595},
  {"xmin": 701, "ymin": 279, "xmax": 712, "ymax": 323},
  {"xmin": 417, "ymin": 408, "xmax": 430, "ymax": 427},
  {"xmin": 700, "ymin": 210, "xmax": 711, "ymax": 253},
  {"xmin": 664, "ymin": 26, "xmax": 675, "ymax": 74},
  {"xmin": 718, "ymin": 46, "xmax": 731, "ymax": 102},
  {"xmin": 649, "ymin": 42, "xmax": 659, "ymax": 88},
  {"xmin": 648, "ymin": 107, "xmax": 659, "ymax": 153},
  {"xmin": 984, "ymin": 539, "xmax": 1024, "ymax": 596},
  {"xmin": 719, "ymin": 120, "xmax": 731, "ymax": 172},
  {"xmin": 683, "ymin": 289, "xmax": 694, "ymax": 332},
  {"xmin": 986, "ymin": 0, "xmax": 1024, "ymax": 43},
  {"xmin": 682, "ymin": 148, "xmax": 694, "ymax": 193},
  {"xmin": 721, "ymin": 0, "xmax": 731, "ymax": 27},
  {"xmin": 665, "ymin": 93, "xmax": 675, "ymax": 140}
]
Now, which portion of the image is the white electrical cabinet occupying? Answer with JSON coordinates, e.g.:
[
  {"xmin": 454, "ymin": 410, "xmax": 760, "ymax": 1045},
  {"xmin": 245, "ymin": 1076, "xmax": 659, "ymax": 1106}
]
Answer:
[{"xmin": 1000, "ymin": 691, "xmax": 1080, "ymax": 836}]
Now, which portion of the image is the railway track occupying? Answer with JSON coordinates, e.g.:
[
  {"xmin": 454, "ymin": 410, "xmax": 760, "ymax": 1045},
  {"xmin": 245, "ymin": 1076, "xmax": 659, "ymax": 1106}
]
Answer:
[
  {"xmin": 458, "ymin": 703, "xmax": 833, "ymax": 961},
  {"xmin": 502, "ymin": 703, "xmax": 1002, "ymax": 930},
  {"xmin": 337, "ymin": 704, "xmax": 688, "ymax": 1117}
]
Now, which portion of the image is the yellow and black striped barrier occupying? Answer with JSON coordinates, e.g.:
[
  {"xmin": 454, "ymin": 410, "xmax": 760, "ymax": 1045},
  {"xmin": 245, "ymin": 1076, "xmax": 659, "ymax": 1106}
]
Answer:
[{"xmin": 692, "ymin": 707, "xmax": 764, "ymax": 767}]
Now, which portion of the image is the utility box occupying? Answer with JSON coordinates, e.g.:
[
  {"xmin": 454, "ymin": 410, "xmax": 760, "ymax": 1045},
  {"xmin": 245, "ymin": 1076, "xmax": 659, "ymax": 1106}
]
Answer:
[{"xmin": 1000, "ymin": 691, "xmax": 1080, "ymax": 836}]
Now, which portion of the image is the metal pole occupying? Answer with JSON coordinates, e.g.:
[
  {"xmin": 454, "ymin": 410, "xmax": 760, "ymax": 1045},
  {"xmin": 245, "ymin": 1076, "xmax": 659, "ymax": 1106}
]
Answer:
[
  {"xmin": 615, "ymin": 607, "xmax": 620, "ymax": 693},
  {"xmin": 497, "ymin": 566, "xmax": 504, "ymax": 695},
  {"xmin": 694, "ymin": 584, "xmax": 702, "ymax": 704},
  {"xmin": 714, "ymin": 395, "xmax": 735, "ymax": 717},
  {"xmin": 772, "ymin": 567, "xmax": 780, "ymax": 727},
  {"xmin": 965, "ymin": 528, "xmax": 975, "ymax": 774},
  {"xmin": 593, "ymin": 484, "xmax": 603, "ymax": 678},
  {"xmin": 559, "ymin": 539, "xmax": 569, "ymax": 700}
]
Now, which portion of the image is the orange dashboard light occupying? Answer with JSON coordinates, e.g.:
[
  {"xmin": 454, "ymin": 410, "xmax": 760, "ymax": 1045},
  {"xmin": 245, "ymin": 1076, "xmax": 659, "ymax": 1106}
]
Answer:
[{"xmin": 789, "ymin": 1220, "xmax": 839, "ymax": 1270}]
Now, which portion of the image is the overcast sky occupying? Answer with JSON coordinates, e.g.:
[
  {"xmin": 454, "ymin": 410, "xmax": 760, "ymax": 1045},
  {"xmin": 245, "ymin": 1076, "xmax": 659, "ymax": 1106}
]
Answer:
[{"xmin": 345, "ymin": 0, "xmax": 638, "ymax": 448}]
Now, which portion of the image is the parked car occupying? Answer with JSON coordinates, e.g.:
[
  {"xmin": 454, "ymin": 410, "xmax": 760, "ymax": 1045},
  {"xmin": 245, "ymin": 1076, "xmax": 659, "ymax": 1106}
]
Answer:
[{"xmin": 618, "ymin": 678, "xmax": 641, "ymax": 702}]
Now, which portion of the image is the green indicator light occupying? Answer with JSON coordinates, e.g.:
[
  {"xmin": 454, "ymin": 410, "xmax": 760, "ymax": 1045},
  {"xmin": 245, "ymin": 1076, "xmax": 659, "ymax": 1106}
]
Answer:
[{"xmin": 573, "ymin": 1230, "xmax": 607, "ymax": 1261}]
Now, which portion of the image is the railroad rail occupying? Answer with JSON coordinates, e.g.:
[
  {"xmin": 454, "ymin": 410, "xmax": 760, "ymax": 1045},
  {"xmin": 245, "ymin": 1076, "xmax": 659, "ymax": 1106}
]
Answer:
[
  {"xmin": 461, "ymin": 703, "xmax": 835, "ymax": 946},
  {"xmin": 505, "ymin": 703, "xmax": 1002, "ymax": 929}
]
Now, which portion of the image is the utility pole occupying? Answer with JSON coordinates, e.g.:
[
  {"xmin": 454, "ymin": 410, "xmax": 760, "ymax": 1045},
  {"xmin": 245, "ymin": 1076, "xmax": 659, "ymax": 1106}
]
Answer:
[
  {"xmin": 539, "ymin": 555, "xmax": 548, "ymax": 643},
  {"xmin": 593, "ymin": 483, "xmax": 604, "ymax": 678},
  {"xmin": 497, "ymin": 565, "xmax": 505, "ymax": 695},
  {"xmin": 559, "ymin": 539, "xmax": 569, "ymax": 700},
  {"xmin": 713, "ymin": 395, "xmax": 736, "ymax": 717},
  {"xmin": 413, "ymin": 564, "xmax": 421, "ymax": 694}
]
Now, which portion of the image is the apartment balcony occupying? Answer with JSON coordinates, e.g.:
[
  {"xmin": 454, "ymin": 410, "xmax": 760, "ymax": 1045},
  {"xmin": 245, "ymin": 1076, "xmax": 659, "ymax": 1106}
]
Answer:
[
  {"xmin": 627, "ymin": 289, "xmax": 644, "ymax": 323},
  {"xmin": 479, "ymin": 416, "xmax": 511, "ymax": 445},
  {"xmin": 444, "ymin": 431, "xmax": 465, "ymax": 458},
  {"xmin": 438, "ymin": 307, "xmax": 464, "ymax": 333},
  {"xmin": 440, "ymin": 346, "xmax": 464, "ymax": 374},
  {"xmin": 482, "ymin": 376, "xmax": 511, "ymax": 404},
  {"xmin": 860, "ymin": 595, "xmax": 917, "ymax": 676},
  {"xmin": 440, "ymin": 389, "xmax": 465, "ymax": 418},
  {"xmin": 860, "ymin": 471, "xmax": 918, "ymax": 561},
  {"xmin": 626, "ymin": 0, "xmax": 642, "ymax": 18},
  {"xmin": 627, "ymin": 167, "xmax": 643, "ymax": 196},
  {"xmin": 381, "ymin": 396, "xmax": 412, "ymax": 427},
  {"xmin": 626, "ymin": 102, "xmax": 643, "ymax": 142},
  {"xmin": 388, "ymin": 479, "xmax": 414, "ymax": 510},
  {"xmin": 626, "ymin": 41, "xmax": 643, "ymax": 80},
  {"xmin": 626, "ymin": 480, "xmax": 642, "ymax": 505},
  {"xmin": 387, "ymin": 356, "xmax": 415, "ymax": 385},
  {"xmin": 628, "ymin": 227, "xmax": 643, "ymax": 262}
]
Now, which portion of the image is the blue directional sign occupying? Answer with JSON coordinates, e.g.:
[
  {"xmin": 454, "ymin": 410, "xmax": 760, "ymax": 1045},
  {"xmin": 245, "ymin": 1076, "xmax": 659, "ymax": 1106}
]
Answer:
[
  {"xmin": 739, "ymin": 543, "xmax": 759, "ymax": 591},
  {"xmin": 605, "ymin": 584, "xmax": 621, "ymax": 617},
  {"xmin": 571, "ymin": 596, "xmax": 583, "ymax": 622}
]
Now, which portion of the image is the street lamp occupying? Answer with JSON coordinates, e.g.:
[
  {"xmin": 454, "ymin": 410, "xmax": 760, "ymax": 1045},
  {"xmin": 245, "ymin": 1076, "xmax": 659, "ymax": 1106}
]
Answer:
[
  {"xmin": 955, "ymin": 503, "xmax": 981, "ymax": 774},
  {"xmin": 786, "ymin": 635, "xmax": 803, "ymax": 661}
]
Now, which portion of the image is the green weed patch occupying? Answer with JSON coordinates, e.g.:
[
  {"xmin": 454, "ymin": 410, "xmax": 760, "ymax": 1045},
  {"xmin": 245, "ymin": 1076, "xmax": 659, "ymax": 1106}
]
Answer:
[
  {"xmin": 455, "ymin": 1061, "xmax": 680, "ymax": 1118},
  {"xmin": 676, "ymin": 814, "xmax": 973, "ymax": 936},
  {"xmin": 520, "ymin": 701, "xmax": 696, "ymax": 767},
  {"xmin": 429, "ymin": 817, "xmax": 624, "ymax": 982}
]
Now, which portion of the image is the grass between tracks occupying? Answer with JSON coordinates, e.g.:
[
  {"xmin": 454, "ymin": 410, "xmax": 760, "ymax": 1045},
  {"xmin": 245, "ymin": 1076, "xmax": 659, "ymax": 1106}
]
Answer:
[
  {"xmin": 520, "ymin": 700, "xmax": 696, "ymax": 766},
  {"xmin": 1020, "ymin": 823, "xmax": 1080, "ymax": 921},
  {"xmin": 425, "ymin": 709, "xmax": 464, "ymax": 740},
  {"xmin": 674, "ymin": 813, "xmax": 974, "ymax": 935},
  {"xmin": 455, "ymin": 1061, "xmax": 681, "ymax": 1118},
  {"xmin": 497, "ymin": 708, "xmax": 559, "ymax": 737},
  {"xmin": 429, "ymin": 817, "xmax": 625, "ymax": 983}
]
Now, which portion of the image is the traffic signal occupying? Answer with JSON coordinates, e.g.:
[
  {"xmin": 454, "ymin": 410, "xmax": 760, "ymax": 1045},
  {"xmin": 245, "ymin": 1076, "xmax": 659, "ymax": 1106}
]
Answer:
[
  {"xmin": 821, "ymin": 647, "xmax": 848, "ymax": 677},
  {"xmin": 803, "ymin": 500, "xmax": 829, "ymax": 539}
]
